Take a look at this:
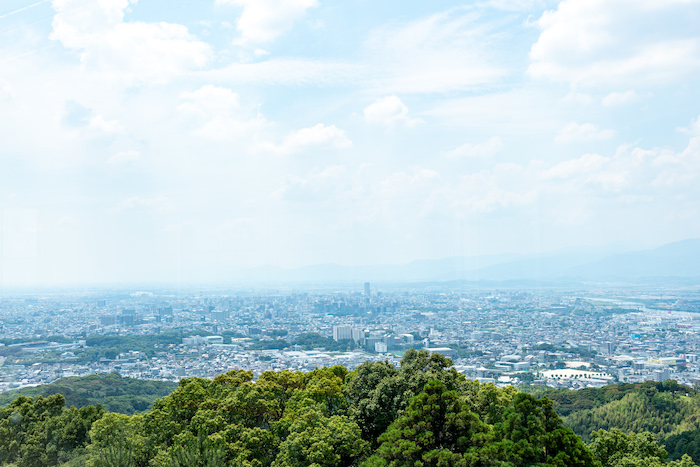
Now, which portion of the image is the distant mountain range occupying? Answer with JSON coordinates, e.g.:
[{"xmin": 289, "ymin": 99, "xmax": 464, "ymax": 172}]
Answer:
[{"xmin": 238, "ymin": 239, "xmax": 700, "ymax": 285}]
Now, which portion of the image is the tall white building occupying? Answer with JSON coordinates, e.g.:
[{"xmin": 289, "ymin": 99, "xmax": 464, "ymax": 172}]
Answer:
[
  {"xmin": 375, "ymin": 342, "xmax": 388, "ymax": 353},
  {"xmin": 333, "ymin": 325, "xmax": 352, "ymax": 341},
  {"xmin": 654, "ymin": 368, "xmax": 670, "ymax": 382},
  {"xmin": 333, "ymin": 325, "xmax": 363, "ymax": 343}
]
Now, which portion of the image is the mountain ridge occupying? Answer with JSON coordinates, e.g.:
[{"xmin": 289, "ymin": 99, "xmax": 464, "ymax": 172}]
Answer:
[{"xmin": 235, "ymin": 239, "xmax": 700, "ymax": 284}]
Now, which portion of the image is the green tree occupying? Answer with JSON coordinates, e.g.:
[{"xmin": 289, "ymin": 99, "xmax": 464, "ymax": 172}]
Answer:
[
  {"xmin": 346, "ymin": 349, "xmax": 471, "ymax": 447},
  {"xmin": 487, "ymin": 393, "xmax": 597, "ymax": 467},
  {"xmin": 588, "ymin": 429, "xmax": 698, "ymax": 467},
  {"xmin": 272, "ymin": 397, "xmax": 368, "ymax": 467},
  {"xmin": 364, "ymin": 380, "xmax": 489, "ymax": 467},
  {"xmin": 0, "ymin": 394, "xmax": 104, "ymax": 466}
]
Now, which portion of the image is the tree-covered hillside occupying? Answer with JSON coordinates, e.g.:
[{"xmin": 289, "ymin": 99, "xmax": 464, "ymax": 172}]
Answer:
[
  {"xmin": 0, "ymin": 373, "xmax": 177, "ymax": 414},
  {"xmin": 530, "ymin": 381, "xmax": 700, "ymax": 443},
  {"xmin": 0, "ymin": 350, "xmax": 696, "ymax": 467}
]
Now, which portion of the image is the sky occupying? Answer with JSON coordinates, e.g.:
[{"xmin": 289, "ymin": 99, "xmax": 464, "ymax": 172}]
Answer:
[{"xmin": 1, "ymin": 0, "xmax": 700, "ymax": 285}]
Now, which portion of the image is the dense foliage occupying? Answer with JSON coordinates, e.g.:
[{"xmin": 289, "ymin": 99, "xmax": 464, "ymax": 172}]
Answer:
[
  {"xmin": 664, "ymin": 428, "xmax": 700, "ymax": 462},
  {"xmin": 530, "ymin": 380, "xmax": 700, "ymax": 442},
  {"xmin": 0, "ymin": 394, "xmax": 103, "ymax": 466},
  {"xmin": 590, "ymin": 428, "xmax": 696, "ymax": 467},
  {"xmin": 0, "ymin": 350, "xmax": 698, "ymax": 466},
  {"xmin": 0, "ymin": 373, "xmax": 177, "ymax": 414}
]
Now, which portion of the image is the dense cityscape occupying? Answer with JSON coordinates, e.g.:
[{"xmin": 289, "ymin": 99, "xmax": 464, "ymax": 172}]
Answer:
[{"xmin": 3, "ymin": 282, "xmax": 700, "ymax": 394}]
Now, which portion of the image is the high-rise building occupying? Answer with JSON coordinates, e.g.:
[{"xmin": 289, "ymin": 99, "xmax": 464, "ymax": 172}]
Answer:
[
  {"xmin": 100, "ymin": 315, "xmax": 116, "ymax": 326},
  {"xmin": 333, "ymin": 325, "xmax": 364, "ymax": 343},
  {"xmin": 333, "ymin": 325, "xmax": 352, "ymax": 341},
  {"xmin": 364, "ymin": 282, "xmax": 370, "ymax": 296},
  {"xmin": 654, "ymin": 368, "xmax": 670, "ymax": 382},
  {"xmin": 352, "ymin": 327, "xmax": 364, "ymax": 343}
]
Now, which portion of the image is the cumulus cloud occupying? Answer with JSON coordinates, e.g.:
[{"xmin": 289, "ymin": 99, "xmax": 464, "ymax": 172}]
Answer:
[
  {"xmin": 267, "ymin": 125, "xmax": 700, "ymax": 224},
  {"xmin": 353, "ymin": 117, "xmax": 700, "ymax": 222},
  {"xmin": 179, "ymin": 85, "xmax": 266, "ymax": 140},
  {"xmin": 62, "ymin": 101, "xmax": 123, "ymax": 134},
  {"xmin": 262, "ymin": 124, "xmax": 352, "ymax": 155},
  {"xmin": 272, "ymin": 165, "xmax": 348, "ymax": 202},
  {"xmin": 450, "ymin": 166, "xmax": 539, "ymax": 214},
  {"xmin": 555, "ymin": 122, "xmax": 615, "ymax": 142},
  {"xmin": 677, "ymin": 116, "xmax": 700, "ymax": 136},
  {"xmin": 50, "ymin": 0, "xmax": 211, "ymax": 83},
  {"xmin": 444, "ymin": 137, "xmax": 503, "ymax": 158},
  {"xmin": 443, "ymin": 128, "xmax": 700, "ymax": 215},
  {"xmin": 363, "ymin": 96, "xmax": 421, "ymax": 129},
  {"xmin": 216, "ymin": 0, "xmax": 318, "ymax": 44},
  {"xmin": 88, "ymin": 115, "xmax": 124, "ymax": 134},
  {"xmin": 602, "ymin": 90, "xmax": 639, "ymax": 107},
  {"xmin": 543, "ymin": 153, "xmax": 608, "ymax": 179},
  {"xmin": 179, "ymin": 85, "xmax": 241, "ymax": 115},
  {"xmin": 529, "ymin": 0, "xmax": 700, "ymax": 88}
]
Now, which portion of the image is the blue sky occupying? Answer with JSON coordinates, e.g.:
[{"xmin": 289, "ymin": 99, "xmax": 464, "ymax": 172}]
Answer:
[{"xmin": 1, "ymin": 0, "xmax": 700, "ymax": 285}]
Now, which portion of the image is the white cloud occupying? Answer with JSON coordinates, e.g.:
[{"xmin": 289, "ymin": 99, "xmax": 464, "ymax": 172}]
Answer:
[
  {"xmin": 50, "ymin": 0, "xmax": 211, "ymax": 83},
  {"xmin": 529, "ymin": 0, "xmax": 700, "ymax": 88},
  {"xmin": 442, "ymin": 127, "xmax": 700, "ymax": 215},
  {"xmin": 364, "ymin": 96, "xmax": 421, "ymax": 129},
  {"xmin": 88, "ymin": 115, "xmax": 124, "ymax": 134},
  {"xmin": 216, "ymin": 0, "xmax": 318, "ymax": 44},
  {"xmin": 364, "ymin": 9, "xmax": 507, "ymax": 93},
  {"xmin": 272, "ymin": 165, "xmax": 348, "ymax": 202},
  {"xmin": 445, "ymin": 167, "xmax": 531, "ymax": 214},
  {"xmin": 108, "ymin": 149, "xmax": 140, "ymax": 164},
  {"xmin": 200, "ymin": 9, "xmax": 507, "ymax": 94},
  {"xmin": 602, "ymin": 90, "xmax": 639, "ymax": 107},
  {"xmin": 543, "ymin": 153, "xmax": 609, "ymax": 179},
  {"xmin": 60, "ymin": 100, "xmax": 124, "ymax": 134},
  {"xmin": 179, "ymin": 85, "xmax": 241, "ymax": 115},
  {"xmin": 556, "ymin": 122, "xmax": 615, "ymax": 143},
  {"xmin": 677, "ymin": 115, "xmax": 700, "ymax": 136},
  {"xmin": 179, "ymin": 85, "xmax": 267, "ymax": 140},
  {"xmin": 444, "ymin": 137, "xmax": 503, "ymax": 158},
  {"xmin": 262, "ymin": 124, "xmax": 352, "ymax": 155}
]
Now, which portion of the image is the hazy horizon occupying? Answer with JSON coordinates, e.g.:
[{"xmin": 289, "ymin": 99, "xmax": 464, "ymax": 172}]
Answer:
[{"xmin": 2, "ymin": 0, "xmax": 700, "ymax": 285}]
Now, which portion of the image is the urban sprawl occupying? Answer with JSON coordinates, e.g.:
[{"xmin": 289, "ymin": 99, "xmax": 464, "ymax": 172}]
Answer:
[{"xmin": 2, "ymin": 283, "xmax": 700, "ymax": 393}]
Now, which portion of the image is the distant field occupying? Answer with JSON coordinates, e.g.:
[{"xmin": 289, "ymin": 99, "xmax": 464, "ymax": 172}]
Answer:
[{"xmin": 0, "ymin": 373, "xmax": 177, "ymax": 414}]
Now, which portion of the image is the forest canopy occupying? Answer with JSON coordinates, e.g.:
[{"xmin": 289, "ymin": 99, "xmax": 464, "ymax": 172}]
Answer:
[{"xmin": 0, "ymin": 350, "xmax": 697, "ymax": 467}]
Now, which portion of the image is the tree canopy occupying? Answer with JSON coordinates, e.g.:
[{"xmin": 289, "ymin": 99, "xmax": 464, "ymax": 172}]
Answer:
[{"xmin": 0, "ymin": 350, "xmax": 698, "ymax": 467}]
